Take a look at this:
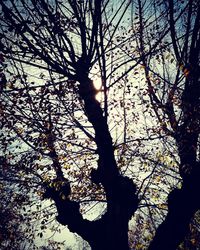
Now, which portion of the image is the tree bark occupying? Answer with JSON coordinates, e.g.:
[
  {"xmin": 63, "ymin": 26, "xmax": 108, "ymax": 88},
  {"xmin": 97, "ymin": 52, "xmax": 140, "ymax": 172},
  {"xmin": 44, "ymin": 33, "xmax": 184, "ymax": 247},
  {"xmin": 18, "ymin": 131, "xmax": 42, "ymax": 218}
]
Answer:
[{"xmin": 148, "ymin": 165, "xmax": 200, "ymax": 250}]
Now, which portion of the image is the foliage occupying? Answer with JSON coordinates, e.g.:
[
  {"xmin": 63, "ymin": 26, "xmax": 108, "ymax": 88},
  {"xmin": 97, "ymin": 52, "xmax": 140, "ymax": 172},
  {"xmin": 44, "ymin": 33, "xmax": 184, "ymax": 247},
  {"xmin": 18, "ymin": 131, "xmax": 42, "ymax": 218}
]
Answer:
[{"xmin": 0, "ymin": 0, "xmax": 200, "ymax": 249}]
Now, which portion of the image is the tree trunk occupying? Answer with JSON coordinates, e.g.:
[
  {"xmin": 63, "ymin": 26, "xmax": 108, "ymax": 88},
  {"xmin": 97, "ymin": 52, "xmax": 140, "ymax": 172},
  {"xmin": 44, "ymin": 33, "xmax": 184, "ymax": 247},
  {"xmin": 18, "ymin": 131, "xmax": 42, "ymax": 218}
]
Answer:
[
  {"xmin": 45, "ymin": 73, "xmax": 139, "ymax": 250},
  {"xmin": 148, "ymin": 166, "xmax": 200, "ymax": 250}
]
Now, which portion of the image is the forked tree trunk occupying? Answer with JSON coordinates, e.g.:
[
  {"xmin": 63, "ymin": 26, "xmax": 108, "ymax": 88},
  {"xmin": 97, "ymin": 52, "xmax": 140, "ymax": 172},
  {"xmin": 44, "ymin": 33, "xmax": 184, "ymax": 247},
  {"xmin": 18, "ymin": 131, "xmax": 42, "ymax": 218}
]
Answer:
[
  {"xmin": 45, "ymin": 73, "xmax": 139, "ymax": 250},
  {"xmin": 47, "ymin": 171, "xmax": 138, "ymax": 250}
]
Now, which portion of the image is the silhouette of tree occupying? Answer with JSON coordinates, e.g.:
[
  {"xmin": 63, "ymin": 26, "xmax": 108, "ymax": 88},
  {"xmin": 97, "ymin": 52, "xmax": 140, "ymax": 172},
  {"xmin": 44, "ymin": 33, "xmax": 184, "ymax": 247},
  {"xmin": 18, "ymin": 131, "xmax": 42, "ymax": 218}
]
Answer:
[{"xmin": 0, "ymin": 0, "xmax": 200, "ymax": 249}]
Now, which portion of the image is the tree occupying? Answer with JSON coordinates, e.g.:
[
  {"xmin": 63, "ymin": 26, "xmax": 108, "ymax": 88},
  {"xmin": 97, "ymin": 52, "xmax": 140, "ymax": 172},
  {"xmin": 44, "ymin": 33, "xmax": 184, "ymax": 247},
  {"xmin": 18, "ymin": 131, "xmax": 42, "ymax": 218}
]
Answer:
[
  {"xmin": 0, "ymin": 0, "xmax": 199, "ymax": 249},
  {"xmin": 134, "ymin": 0, "xmax": 200, "ymax": 249}
]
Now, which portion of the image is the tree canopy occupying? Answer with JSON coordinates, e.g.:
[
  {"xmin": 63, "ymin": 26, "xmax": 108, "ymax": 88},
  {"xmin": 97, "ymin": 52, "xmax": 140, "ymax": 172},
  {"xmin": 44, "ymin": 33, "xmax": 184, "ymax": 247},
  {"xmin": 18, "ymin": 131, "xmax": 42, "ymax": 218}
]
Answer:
[{"xmin": 0, "ymin": 0, "xmax": 200, "ymax": 249}]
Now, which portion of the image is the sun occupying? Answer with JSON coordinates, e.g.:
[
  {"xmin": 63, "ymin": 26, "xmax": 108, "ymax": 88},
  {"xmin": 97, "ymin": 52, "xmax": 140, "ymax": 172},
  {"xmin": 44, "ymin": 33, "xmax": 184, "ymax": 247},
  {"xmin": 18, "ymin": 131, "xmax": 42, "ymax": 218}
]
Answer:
[
  {"xmin": 93, "ymin": 77, "xmax": 102, "ymax": 102},
  {"xmin": 93, "ymin": 77, "xmax": 102, "ymax": 90}
]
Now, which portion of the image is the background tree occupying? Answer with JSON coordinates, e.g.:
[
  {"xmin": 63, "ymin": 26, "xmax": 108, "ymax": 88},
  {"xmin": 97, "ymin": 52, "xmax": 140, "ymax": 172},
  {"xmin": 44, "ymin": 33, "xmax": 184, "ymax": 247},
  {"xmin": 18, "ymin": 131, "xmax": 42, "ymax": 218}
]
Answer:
[{"xmin": 134, "ymin": 0, "xmax": 200, "ymax": 249}]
